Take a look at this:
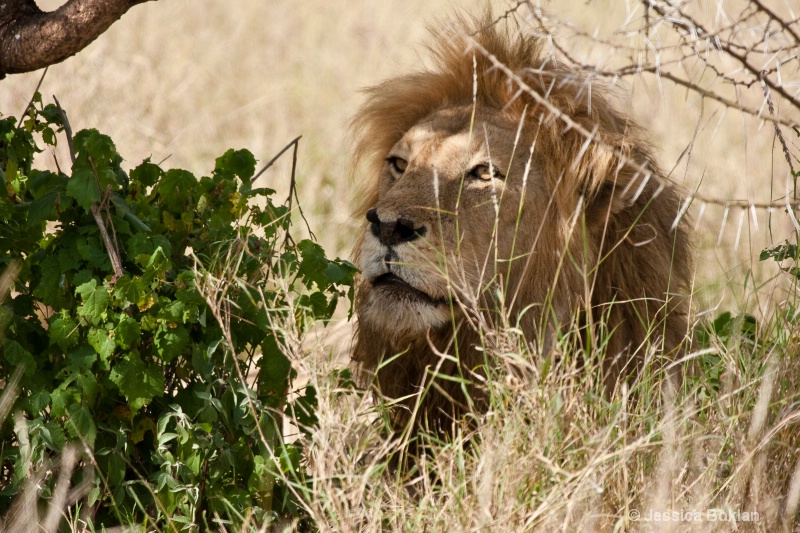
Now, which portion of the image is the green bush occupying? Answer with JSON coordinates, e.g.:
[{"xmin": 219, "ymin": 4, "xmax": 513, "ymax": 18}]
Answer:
[{"xmin": 0, "ymin": 94, "xmax": 356, "ymax": 529}]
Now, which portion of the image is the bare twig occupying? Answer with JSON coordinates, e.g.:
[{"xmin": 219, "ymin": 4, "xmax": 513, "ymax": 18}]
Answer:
[
  {"xmin": 646, "ymin": 1, "xmax": 800, "ymax": 111},
  {"xmin": 751, "ymin": 0, "xmax": 800, "ymax": 44},
  {"xmin": 761, "ymin": 71, "xmax": 798, "ymax": 201},
  {"xmin": 251, "ymin": 135, "xmax": 302, "ymax": 182},
  {"xmin": 529, "ymin": 8, "xmax": 799, "ymax": 130},
  {"xmin": 52, "ymin": 96, "xmax": 75, "ymax": 164},
  {"xmin": 15, "ymin": 66, "xmax": 48, "ymax": 128},
  {"xmin": 251, "ymin": 135, "xmax": 315, "ymax": 243},
  {"xmin": 285, "ymin": 135, "xmax": 315, "ymax": 242},
  {"xmin": 542, "ymin": 34, "xmax": 799, "ymax": 130},
  {"xmin": 91, "ymin": 193, "xmax": 125, "ymax": 283}
]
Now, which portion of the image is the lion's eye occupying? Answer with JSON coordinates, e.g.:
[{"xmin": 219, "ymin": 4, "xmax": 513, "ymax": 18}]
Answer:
[
  {"xmin": 469, "ymin": 163, "xmax": 504, "ymax": 181},
  {"xmin": 386, "ymin": 156, "xmax": 408, "ymax": 175}
]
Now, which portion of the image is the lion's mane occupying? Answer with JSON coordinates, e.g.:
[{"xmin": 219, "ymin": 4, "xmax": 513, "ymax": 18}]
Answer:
[{"xmin": 350, "ymin": 15, "xmax": 692, "ymax": 431}]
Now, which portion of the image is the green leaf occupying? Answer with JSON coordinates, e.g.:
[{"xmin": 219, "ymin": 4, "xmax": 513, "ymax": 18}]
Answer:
[
  {"xmin": 760, "ymin": 241, "xmax": 798, "ymax": 262},
  {"xmin": 115, "ymin": 316, "xmax": 141, "ymax": 348},
  {"xmin": 42, "ymin": 127, "xmax": 55, "ymax": 146},
  {"xmin": 111, "ymin": 193, "xmax": 151, "ymax": 231},
  {"xmin": 66, "ymin": 167, "xmax": 101, "ymax": 212},
  {"xmin": 298, "ymin": 291, "xmax": 330, "ymax": 318},
  {"xmin": 34, "ymin": 254, "xmax": 66, "ymax": 306},
  {"xmin": 279, "ymin": 443, "xmax": 302, "ymax": 476},
  {"xmin": 258, "ymin": 336, "xmax": 291, "ymax": 408},
  {"xmin": 138, "ymin": 246, "xmax": 172, "ymax": 285},
  {"xmin": 295, "ymin": 241, "xmax": 356, "ymax": 295},
  {"xmin": 114, "ymin": 275, "xmax": 147, "ymax": 308},
  {"xmin": 67, "ymin": 404, "xmax": 97, "ymax": 448},
  {"xmin": 39, "ymin": 103, "xmax": 64, "ymax": 127},
  {"xmin": 74, "ymin": 129, "xmax": 117, "ymax": 164},
  {"xmin": 49, "ymin": 314, "xmax": 79, "ymax": 350},
  {"xmin": 49, "ymin": 384, "xmax": 72, "ymax": 419},
  {"xmin": 175, "ymin": 272, "xmax": 205, "ymax": 305},
  {"xmin": 286, "ymin": 386, "xmax": 317, "ymax": 434},
  {"xmin": 253, "ymin": 203, "xmax": 289, "ymax": 234},
  {"xmin": 41, "ymin": 422, "xmax": 67, "ymax": 452},
  {"xmin": 25, "ymin": 190, "xmax": 60, "ymax": 227},
  {"xmin": 130, "ymin": 159, "xmax": 163, "ymax": 187},
  {"xmin": 132, "ymin": 417, "xmax": 157, "ymax": 446},
  {"xmin": 191, "ymin": 341, "xmax": 216, "ymax": 379},
  {"xmin": 2, "ymin": 339, "xmax": 36, "ymax": 376},
  {"xmin": 87, "ymin": 327, "xmax": 115, "ymax": 362},
  {"xmin": 77, "ymin": 236, "xmax": 111, "ymax": 269},
  {"xmin": 76, "ymin": 371, "xmax": 99, "ymax": 405},
  {"xmin": 0, "ymin": 102, "xmax": 344, "ymax": 522},
  {"xmin": 154, "ymin": 324, "xmax": 190, "ymax": 363},
  {"xmin": 215, "ymin": 148, "xmax": 256, "ymax": 182},
  {"xmin": 57, "ymin": 235, "xmax": 82, "ymax": 272},
  {"xmin": 324, "ymin": 259, "xmax": 357, "ymax": 285},
  {"xmin": 126, "ymin": 232, "xmax": 153, "ymax": 259},
  {"xmin": 159, "ymin": 300, "xmax": 187, "ymax": 323},
  {"xmin": 72, "ymin": 269, "xmax": 94, "ymax": 288},
  {"xmin": 75, "ymin": 279, "xmax": 110, "ymax": 321},
  {"xmin": 28, "ymin": 169, "xmax": 65, "ymax": 197},
  {"xmin": 109, "ymin": 354, "xmax": 165, "ymax": 413},
  {"xmin": 157, "ymin": 169, "xmax": 196, "ymax": 212},
  {"xmin": 67, "ymin": 344, "xmax": 97, "ymax": 371},
  {"xmin": 24, "ymin": 390, "xmax": 51, "ymax": 415}
]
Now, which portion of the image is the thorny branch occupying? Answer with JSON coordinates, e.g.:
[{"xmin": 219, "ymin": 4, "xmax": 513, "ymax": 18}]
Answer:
[
  {"xmin": 643, "ymin": 1, "xmax": 800, "ymax": 111},
  {"xmin": 471, "ymin": 39, "xmax": 800, "ymax": 211},
  {"xmin": 494, "ymin": 1, "xmax": 800, "ymax": 225}
]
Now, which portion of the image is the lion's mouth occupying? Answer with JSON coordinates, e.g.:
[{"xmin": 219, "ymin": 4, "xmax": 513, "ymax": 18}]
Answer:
[{"xmin": 372, "ymin": 273, "xmax": 449, "ymax": 306}]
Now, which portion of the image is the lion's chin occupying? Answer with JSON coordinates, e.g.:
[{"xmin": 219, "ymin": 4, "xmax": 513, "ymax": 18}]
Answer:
[
  {"xmin": 357, "ymin": 275, "xmax": 452, "ymax": 337},
  {"xmin": 372, "ymin": 273, "xmax": 449, "ymax": 307}
]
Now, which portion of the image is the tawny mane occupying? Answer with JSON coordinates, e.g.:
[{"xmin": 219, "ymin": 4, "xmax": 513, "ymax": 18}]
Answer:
[{"xmin": 350, "ymin": 15, "xmax": 692, "ymax": 432}]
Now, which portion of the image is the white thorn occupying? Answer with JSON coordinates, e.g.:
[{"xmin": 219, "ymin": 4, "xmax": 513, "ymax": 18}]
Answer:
[
  {"xmin": 694, "ymin": 202, "xmax": 706, "ymax": 231},
  {"xmin": 734, "ymin": 209, "xmax": 745, "ymax": 251},
  {"xmin": 671, "ymin": 196, "xmax": 692, "ymax": 231},
  {"xmin": 717, "ymin": 207, "xmax": 729, "ymax": 247}
]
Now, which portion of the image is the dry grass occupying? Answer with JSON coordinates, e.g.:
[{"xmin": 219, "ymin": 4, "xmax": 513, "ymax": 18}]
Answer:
[
  {"xmin": 288, "ymin": 263, "xmax": 800, "ymax": 531},
  {"xmin": 2, "ymin": 0, "xmax": 799, "ymax": 531}
]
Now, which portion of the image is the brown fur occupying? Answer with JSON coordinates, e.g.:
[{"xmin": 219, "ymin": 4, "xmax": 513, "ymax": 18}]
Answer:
[{"xmin": 350, "ymin": 15, "xmax": 692, "ymax": 433}]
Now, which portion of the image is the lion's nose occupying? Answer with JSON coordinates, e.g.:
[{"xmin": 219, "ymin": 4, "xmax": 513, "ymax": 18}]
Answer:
[{"xmin": 366, "ymin": 208, "xmax": 426, "ymax": 246}]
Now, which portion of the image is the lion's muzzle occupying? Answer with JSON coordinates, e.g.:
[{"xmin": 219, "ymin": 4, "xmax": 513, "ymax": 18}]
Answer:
[{"xmin": 366, "ymin": 207, "xmax": 427, "ymax": 247}]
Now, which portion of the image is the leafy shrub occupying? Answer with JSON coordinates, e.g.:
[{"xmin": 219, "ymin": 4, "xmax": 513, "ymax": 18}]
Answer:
[{"xmin": 0, "ymin": 94, "xmax": 356, "ymax": 529}]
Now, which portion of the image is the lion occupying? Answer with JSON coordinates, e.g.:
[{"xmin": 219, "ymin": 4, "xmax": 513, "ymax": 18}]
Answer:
[{"xmin": 350, "ymin": 15, "xmax": 692, "ymax": 433}]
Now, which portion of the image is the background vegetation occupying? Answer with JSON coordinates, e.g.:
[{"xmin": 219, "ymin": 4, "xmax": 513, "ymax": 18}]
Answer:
[{"xmin": 0, "ymin": 0, "xmax": 798, "ymax": 531}]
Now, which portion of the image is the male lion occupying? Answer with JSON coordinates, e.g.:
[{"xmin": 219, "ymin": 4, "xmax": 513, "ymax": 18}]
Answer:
[{"xmin": 351, "ymin": 16, "xmax": 692, "ymax": 432}]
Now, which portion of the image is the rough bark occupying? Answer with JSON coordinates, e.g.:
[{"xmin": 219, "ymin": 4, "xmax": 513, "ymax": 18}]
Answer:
[{"xmin": 0, "ymin": 0, "xmax": 155, "ymax": 78}]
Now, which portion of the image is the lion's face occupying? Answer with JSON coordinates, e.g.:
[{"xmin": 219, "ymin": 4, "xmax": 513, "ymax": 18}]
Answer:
[
  {"xmin": 350, "ymin": 16, "xmax": 692, "ymax": 427},
  {"xmin": 356, "ymin": 106, "xmax": 551, "ymax": 338}
]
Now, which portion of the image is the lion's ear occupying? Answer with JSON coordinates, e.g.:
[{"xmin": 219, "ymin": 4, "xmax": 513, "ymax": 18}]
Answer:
[{"xmin": 583, "ymin": 143, "xmax": 652, "ymax": 225}]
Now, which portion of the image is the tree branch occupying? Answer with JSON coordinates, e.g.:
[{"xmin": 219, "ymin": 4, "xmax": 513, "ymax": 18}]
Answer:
[
  {"xmin": 0, "ymin": 0, "xmax": 155, "ymax": 78},
  {"xmin": 54, "ymin": 96, "xmax": 125, "ymax": 283}
]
